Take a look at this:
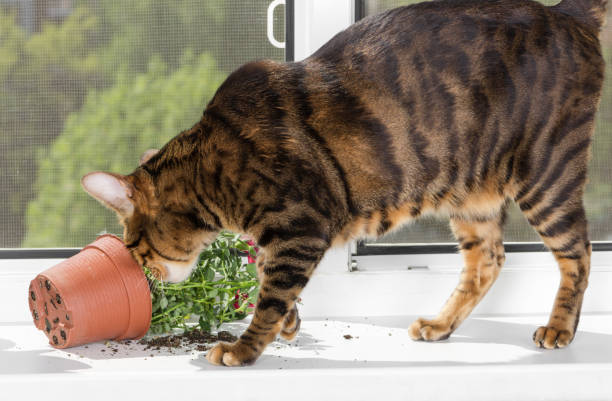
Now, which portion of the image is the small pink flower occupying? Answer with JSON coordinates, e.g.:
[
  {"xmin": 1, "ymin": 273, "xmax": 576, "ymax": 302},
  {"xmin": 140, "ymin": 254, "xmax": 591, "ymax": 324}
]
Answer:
[
  {"xmin": 234, "ymin": 289, "xmax": 255, "ymax": 311},
  {"xmin": 237, "ymin": 236, "xmax": 258, "ymax": 313},
  {"xmin": 247, "ymin": 251, "xmax": 257, "ymax": 264},
  {"xmin": 241, "ymin": 236, "xmax": 259, "ymax": 264}
]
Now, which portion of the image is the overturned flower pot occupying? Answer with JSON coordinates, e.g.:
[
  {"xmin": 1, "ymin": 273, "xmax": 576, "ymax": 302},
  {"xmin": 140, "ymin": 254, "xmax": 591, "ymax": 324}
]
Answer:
[{"xmin": 28, "ymin": 234, "xmax": 151, "ymax": 349}]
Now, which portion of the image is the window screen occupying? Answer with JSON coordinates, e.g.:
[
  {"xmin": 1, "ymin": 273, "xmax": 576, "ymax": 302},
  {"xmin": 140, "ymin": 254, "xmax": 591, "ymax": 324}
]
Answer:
[
  {"xmin": 359, "ymin": 0, "xmax": 612, "ymax": 245},
  {"xmin": 1, "ymin": 0, "xmax": 285, "ymax": 248}
]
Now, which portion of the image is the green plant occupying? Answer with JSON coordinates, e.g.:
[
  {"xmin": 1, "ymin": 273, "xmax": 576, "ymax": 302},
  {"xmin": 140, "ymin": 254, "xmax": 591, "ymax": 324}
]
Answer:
[{"xmin": 147, "ymin": 232, "xmax": 259, "ymax": 334}]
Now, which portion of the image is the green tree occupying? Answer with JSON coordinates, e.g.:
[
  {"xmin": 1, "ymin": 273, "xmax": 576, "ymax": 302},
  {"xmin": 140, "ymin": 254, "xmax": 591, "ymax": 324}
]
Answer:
[
  {"xmin": 2, "ymin": 0, "xmax": 284, "ymax": 247},
  {"xmin": 0, "ymin": 7, "xmax": 105, "ymax": 246},
  {"xmin": 23, "ymin": 53, "xmax": 225, "ymax": 247}
]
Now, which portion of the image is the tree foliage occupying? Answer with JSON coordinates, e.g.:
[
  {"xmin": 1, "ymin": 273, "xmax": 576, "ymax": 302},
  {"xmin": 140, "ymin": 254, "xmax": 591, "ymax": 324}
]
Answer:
[
  {"xmin": 1, "ymin": 0, "xmax": 282, "ymax": 247},
  {"xmin": 24, "ymin": 53, "xmax": 225, "ymax": 247}
]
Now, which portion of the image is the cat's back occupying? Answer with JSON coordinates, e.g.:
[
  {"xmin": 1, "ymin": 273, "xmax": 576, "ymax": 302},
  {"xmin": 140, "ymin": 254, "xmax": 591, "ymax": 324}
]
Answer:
[
  {"xmin": 201, "ymin": 0, "xmax": 606, "ymax": 221},
  {"xmin": 302, "ymin": 0, "xmax": 605, "ymax": 161},
  {"xmin": 309, "ymin": 0, "xmax": 603, "ymax": 81},
  {"xmin": 293, "ymin": 0, "xmax": 605, "ymax": 214},
  {"xmin": 300, "ymin": 0, "xmax": 604, "ymax": 161}
]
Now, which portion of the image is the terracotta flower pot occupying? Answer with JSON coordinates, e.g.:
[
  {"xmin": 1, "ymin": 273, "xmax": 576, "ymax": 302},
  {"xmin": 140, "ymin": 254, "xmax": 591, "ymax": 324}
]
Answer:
[{"xmin": 28, "ymin": 234, "xmax": 151, "ymax": 349}]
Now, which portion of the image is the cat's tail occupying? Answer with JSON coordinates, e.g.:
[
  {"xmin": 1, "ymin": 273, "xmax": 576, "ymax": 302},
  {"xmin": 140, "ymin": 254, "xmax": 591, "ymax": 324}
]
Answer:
[{"xmin": 554, "ymin": 0, "xmax": 608, "ymax": 30}]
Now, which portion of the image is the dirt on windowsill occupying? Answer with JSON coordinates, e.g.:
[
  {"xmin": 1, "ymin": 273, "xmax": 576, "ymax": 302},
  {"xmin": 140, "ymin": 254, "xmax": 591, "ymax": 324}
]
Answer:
[{"xmin": 137, "ymin": 329, "xmax": 238, "ymax": 352}]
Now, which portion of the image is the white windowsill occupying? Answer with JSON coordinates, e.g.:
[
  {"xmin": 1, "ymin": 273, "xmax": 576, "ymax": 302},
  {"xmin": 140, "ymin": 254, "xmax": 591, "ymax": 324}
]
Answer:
[{"xmin": 1, "ymin": 257, "xmax": 612, "ymax": 401}]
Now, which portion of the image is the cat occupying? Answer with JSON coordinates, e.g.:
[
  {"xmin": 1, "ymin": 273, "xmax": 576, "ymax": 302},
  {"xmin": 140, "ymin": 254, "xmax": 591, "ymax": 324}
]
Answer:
[{"xmin": 82, "ymin": 0, "xmax": 607, "ymax": 366}]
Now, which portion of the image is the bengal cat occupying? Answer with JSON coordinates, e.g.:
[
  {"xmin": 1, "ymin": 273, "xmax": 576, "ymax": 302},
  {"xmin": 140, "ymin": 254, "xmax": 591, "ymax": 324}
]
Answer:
[{"xmin": 82, "ymin": 0, "xmax": 607, "ymax": 366}]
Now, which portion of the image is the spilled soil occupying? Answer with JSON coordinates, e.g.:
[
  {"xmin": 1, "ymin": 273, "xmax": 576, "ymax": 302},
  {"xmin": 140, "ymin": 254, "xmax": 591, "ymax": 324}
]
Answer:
[{"xmin": 137, "ymin": 330, "xmax": 237, "ymax": 352}]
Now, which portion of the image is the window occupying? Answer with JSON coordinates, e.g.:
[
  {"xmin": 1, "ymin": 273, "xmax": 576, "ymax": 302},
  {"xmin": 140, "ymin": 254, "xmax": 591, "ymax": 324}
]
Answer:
[
  {"xmin": 0, "ymin": 0, "xmax": 287, "ymax": 249},
  {"xmin": 2, "ymin": 0, "xmax": 610, "ymax": 255}
]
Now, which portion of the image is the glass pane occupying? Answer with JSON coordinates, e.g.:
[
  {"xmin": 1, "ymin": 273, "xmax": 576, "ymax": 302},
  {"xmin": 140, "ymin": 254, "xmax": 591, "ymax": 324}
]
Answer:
[
  {"xmin": 1, "ymin": 0, "xmax": 285, "ymax": 248},
  {"xmin": 360, "ymin": 0, "xmax": 612, "ymax": 245}
]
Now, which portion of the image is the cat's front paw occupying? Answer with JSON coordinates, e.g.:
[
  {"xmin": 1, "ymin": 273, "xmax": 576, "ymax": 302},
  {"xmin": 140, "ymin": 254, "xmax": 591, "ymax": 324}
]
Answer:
[
  {"xmin": 409, "ymin": 318, "xmax": 453, "ymax": 341},
  {"xmin": 205, "ymin": 341, "xmax": 259, "ymax": 366},
  {"xmin": 533, "ymin": 326, "xmax": 573, "ymax": 349}
]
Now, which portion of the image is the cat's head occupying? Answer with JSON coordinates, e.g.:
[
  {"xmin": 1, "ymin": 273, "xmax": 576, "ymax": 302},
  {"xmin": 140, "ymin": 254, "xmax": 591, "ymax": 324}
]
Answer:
[{"xmin": 81, "ymin": 150, "xmax": 218, "ymax": 283}]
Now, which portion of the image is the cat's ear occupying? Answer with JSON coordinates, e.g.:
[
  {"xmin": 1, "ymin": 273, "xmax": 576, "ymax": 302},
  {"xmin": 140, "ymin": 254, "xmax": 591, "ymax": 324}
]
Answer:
[
  {"xmin": 81, "ymin": 172, "xmax": 135, "ymax": 217},
  {"xmin": 139, "ymin": 149, "xmax": 159, "ymax": 166}
]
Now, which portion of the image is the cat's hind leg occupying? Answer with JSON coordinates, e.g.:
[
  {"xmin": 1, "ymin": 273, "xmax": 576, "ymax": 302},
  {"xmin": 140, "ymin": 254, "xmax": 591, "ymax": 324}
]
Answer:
[
  {"xmin": 516, "ymin": 170, "xmax": 591, "ymax": 349},
  {"xmin": 409, "ymin": 208, "xmax": 506, "ymax": 341}
]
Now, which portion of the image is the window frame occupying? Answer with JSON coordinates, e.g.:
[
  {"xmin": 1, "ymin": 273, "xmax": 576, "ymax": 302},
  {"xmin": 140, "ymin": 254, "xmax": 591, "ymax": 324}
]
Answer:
[{"xmin": 356, "ymin": 241, "xmax": 612, "ymax": 256}]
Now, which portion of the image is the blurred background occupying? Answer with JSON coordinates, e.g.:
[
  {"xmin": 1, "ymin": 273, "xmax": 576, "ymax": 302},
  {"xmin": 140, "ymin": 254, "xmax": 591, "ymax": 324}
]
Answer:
[
  {"xmin": 0, "ymin": 0, "xmax": 285, "ymax": 248},
  {"xmin": 0, "ymin": 0, "xmax": 610, "ymax": 248}
]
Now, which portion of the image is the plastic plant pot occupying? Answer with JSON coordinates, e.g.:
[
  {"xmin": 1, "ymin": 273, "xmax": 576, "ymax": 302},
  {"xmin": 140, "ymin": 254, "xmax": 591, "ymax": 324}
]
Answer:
[{"xmin": 28, "ymin": 234, "xmax": 152, "ymax": 349}]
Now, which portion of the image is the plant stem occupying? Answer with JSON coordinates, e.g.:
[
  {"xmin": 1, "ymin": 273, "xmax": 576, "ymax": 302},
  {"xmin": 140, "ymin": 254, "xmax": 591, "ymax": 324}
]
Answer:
[{"xmin": 151, "ymin": 302, "xmax": 184, "ymax": 322}]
